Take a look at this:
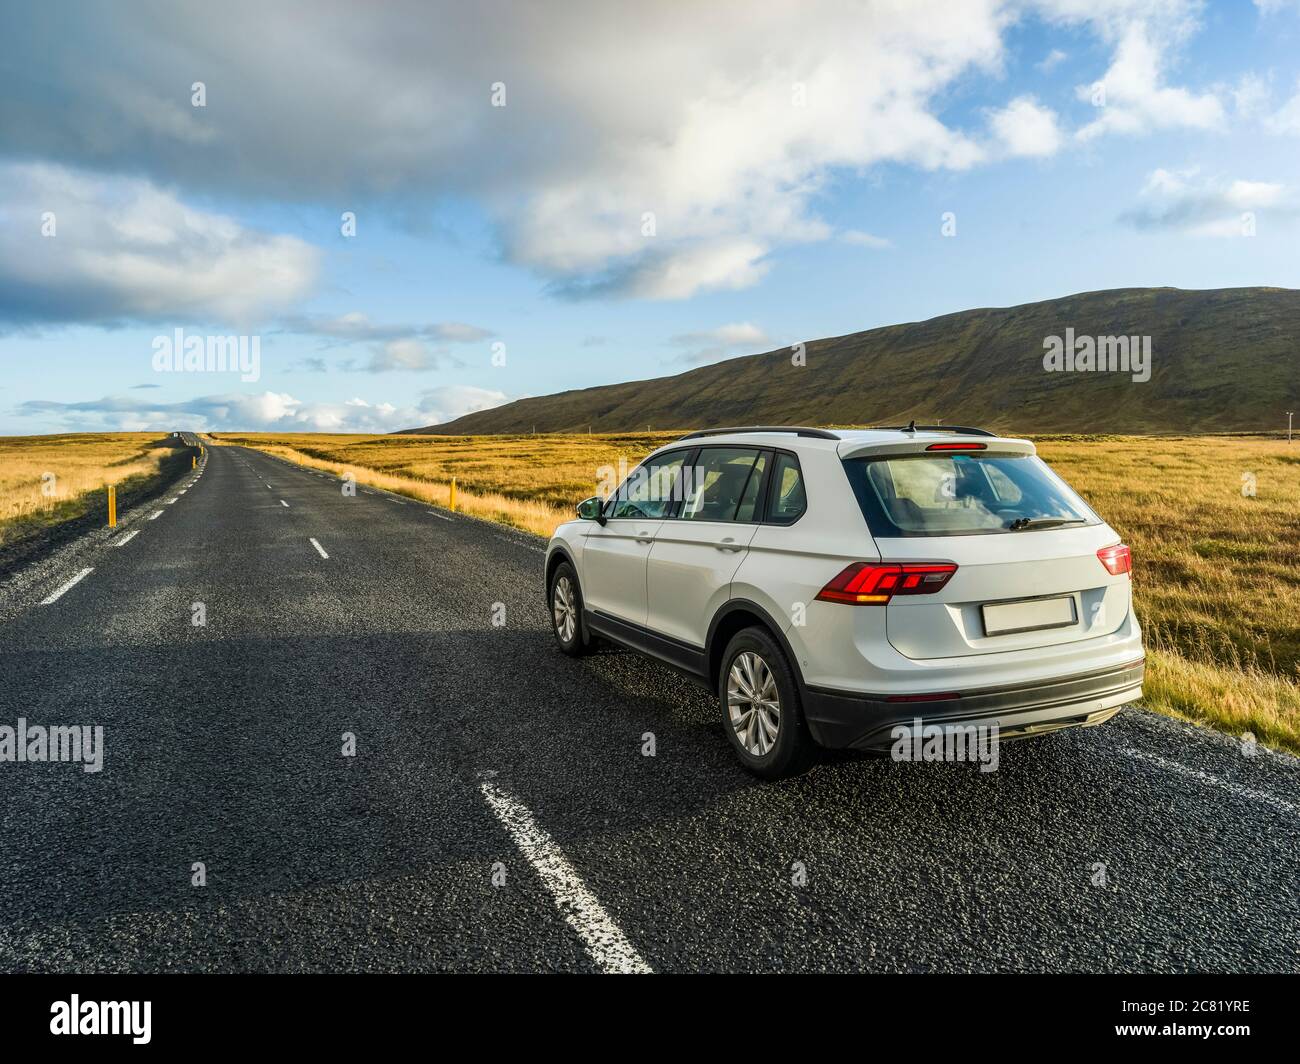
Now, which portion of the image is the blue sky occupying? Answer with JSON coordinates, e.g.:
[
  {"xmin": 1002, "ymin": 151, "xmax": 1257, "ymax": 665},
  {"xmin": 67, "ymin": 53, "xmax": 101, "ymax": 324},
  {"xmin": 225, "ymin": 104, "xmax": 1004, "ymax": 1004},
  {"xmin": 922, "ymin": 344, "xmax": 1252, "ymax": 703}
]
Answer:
[{"xmin": 1, "ymin": 0, "xmax": 1298, "ymax": 434}]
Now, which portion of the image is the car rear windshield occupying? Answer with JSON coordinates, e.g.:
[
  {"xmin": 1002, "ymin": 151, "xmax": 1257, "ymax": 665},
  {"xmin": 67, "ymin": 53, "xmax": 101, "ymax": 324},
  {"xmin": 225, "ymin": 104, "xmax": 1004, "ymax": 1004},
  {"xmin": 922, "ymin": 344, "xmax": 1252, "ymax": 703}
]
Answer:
[{"xmin": 842, "ymin": 452, "xmax": 1098, "ymax": 537}]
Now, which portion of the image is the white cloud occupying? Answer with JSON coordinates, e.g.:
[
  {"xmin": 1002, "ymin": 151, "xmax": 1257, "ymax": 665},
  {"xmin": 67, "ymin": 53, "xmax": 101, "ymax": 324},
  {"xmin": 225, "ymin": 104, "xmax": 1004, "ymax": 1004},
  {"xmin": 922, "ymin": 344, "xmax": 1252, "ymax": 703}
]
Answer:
[
  {"xmin": 0, "ymin": 1, "xmax": 1241, "ymax": 305},
  {"xmin": 365, "ymin": 339, "xmax": 441, "ymax": 373},
  {"xmin": 675, "ymin": 322, "xmax": 768, "ymax": 347},
  {"xmin": 415, "ymin": 385, "xmax": 511, "ymax": 425},
  {"xmin": 0, "ymin": 1, "xmax": 1008, "ymax": 301},
  {"xmin": 279, "ymin": 312, "xmax": 492, "ymax": 345},
  {"xmin": 0, "ymin": 163, "xmax": 319, "ymax": 327},
  {"xmin": 1036, "ymin": 48, "xmax": 1068, "ymax": 72},
  {"xmin": 553, "ymin": 239, "xmax": 773, "ymax": 302},
  {"xmin": 988, "ymin": 95, "xmax": 1063, "ymax": 156},
  {"xmin": 670, "ymin": 321, "xmax": 769, "ymax": 365},
  {"xmin": 1265, "ymin": 80, "xmax": 1300, "ymax": 134},
  {"xmin": 1072, "ymin": 21, "xmax": 1224, "ymax": 141},
  {"xmin": 841, "ymin": 230, "xmax": 892, "ymax": 249},
  {"xmin": 272, "ymin": 312, "xmax": 494, "ymax": 373},
  {"xmin": 1232, "ymin": 73, "xmax": 1272, "ymax": 119},
  {"xmin": 18, "ymin": 385, "xmax": 509, "ymax": 433},
  {"xmin": 1122, "ymin": 167, "xmax": 1293, "ymax": 236}
]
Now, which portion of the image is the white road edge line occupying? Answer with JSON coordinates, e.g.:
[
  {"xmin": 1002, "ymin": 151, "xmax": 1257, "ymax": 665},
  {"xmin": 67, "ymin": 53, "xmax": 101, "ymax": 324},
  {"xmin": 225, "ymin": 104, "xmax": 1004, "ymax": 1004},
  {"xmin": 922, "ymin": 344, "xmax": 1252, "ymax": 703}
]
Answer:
[
  {"xmin": 478, "ymin": 777, "xmax": 652, "ymax": 974},
  {"xmin": 281, "ymin": 500, "xmax": 289, "ymax": 507},
  {"xmin": 1120, "ymin": 747, "xmax": 1296, "ymax": 817},
  {"xmin": 41, "ymin": 568, "xmax": 94, "ymax": 606},
  {"xmin": 165, "ymin": 497, "xmax": 178, "ymax": 504},
  {"xmin": 427, "ymin": 510, "xmax": 452, "ymax": 521},
  {"xmin": 309, "ymin": 537, "xmax": 329, "ymax": 559},
  {"xmin": 148, "ymin": 510, "xmax": 164, "ymax": 520},
  {"xmin": 112, "ymin": 530, "xmax": 140, "ymax": 547}
]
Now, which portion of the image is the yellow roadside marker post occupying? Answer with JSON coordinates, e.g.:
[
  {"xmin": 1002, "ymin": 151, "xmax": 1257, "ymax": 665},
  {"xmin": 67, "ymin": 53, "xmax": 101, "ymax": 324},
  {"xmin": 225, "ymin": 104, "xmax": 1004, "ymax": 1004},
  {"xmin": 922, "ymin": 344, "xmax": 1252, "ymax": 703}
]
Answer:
[
  {"xmin": 450, "ymin": 477, "xmax": 457, "ymax": 512},
  {"xmin": 192, "ymin": 455, "xmax": 197, "ymax": 469},
  {"xmin": 107, "ymin": 486, "xmax": 117, "ymax": 528}
]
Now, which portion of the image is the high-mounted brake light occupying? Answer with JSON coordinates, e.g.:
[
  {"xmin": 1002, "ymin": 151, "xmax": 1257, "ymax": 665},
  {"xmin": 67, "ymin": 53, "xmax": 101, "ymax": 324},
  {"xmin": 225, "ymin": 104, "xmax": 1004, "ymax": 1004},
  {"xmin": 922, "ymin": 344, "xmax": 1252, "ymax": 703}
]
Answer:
[
  {"xmin": 1097, "ymin": 543, "xmax": 1132, "ymax": 576},
  {"xmin": 816, "ymin": 562, "xmax": 957, "ymax": 605},
  {"xmin": 925, "ymin": 442, "xmax": 986, "ymax": 451}
]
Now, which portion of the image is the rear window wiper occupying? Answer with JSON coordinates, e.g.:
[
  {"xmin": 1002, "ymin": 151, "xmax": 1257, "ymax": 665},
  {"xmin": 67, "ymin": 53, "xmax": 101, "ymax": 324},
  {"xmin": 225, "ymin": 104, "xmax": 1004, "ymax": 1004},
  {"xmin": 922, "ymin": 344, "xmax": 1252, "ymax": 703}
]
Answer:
[{"xmin": 1007, "ymin": 517, "xmax": 1088, "ymax": 531}]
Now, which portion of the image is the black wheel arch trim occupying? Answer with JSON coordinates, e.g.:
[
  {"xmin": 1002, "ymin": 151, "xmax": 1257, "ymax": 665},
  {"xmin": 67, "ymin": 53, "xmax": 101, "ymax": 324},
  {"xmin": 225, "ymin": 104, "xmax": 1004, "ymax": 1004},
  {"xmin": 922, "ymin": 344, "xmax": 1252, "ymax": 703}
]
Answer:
[
  {"xmin": 705, "ymin": 598, "xmax": 807, "ymax": 695},
  {"xmin": 545, "ymin": 546, "xmax": 577, "ymax": 594},
  {"xmin": 546, "ymin": 548, "xmax": 589, "ymax": 642}
]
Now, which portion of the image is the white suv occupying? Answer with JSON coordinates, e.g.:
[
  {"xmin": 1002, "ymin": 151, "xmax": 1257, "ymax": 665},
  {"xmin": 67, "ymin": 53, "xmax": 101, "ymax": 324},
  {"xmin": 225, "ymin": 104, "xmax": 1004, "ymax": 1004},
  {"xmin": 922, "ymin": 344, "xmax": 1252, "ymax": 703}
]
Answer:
[{"xmin": 545, "ymin": 426, "xmax": 1144, "ymax": 778}]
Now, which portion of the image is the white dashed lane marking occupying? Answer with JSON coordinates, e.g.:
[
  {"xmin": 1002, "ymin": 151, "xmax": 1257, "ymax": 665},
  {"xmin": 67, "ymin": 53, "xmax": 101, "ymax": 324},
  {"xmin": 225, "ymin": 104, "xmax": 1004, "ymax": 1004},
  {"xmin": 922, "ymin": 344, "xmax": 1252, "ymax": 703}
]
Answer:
[
  {"xmin": 148, "ymin": 510, "xmax": 163, "ymax": 521},
  {"xmin": 112, "ymin": 530, "xmax": 139, "ymax": 547},
  {"xmin": 40, "ymin": 568, "xmax": 94, "ymax": 606},
  {"xmin": 1120, "ymin": 747, "xmax": 1296, "ymax": 817},
  {"xmin": 309, "ymin": 537, "xmax": 329, "ymax": 559},
  {"xmin": 281, "ymin": 500, "xmax": 289, "ymax": 507},
  {"xmin": 478, "ymin": 777, "xmax": 652, "ymax": 975}
]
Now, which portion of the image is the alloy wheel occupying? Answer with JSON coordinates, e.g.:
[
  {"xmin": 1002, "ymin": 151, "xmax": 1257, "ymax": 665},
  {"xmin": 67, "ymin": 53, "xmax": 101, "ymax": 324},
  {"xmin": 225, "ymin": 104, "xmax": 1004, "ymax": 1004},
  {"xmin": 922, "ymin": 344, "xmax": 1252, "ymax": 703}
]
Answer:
[
  {"xmin": 727, "ymin": 651, "xmax": 780, "ymax": 756},
  {"xmin": 553, "ymin": 575, "xmax": 577, "ymax": 642}
]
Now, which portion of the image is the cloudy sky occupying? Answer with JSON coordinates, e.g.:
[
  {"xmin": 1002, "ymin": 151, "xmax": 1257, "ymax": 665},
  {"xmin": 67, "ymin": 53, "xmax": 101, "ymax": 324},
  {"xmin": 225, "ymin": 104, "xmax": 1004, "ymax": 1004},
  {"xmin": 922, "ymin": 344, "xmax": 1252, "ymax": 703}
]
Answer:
[{"xmin": 2, "ymin": 0, "xmax": 1298, "ymax": 434}]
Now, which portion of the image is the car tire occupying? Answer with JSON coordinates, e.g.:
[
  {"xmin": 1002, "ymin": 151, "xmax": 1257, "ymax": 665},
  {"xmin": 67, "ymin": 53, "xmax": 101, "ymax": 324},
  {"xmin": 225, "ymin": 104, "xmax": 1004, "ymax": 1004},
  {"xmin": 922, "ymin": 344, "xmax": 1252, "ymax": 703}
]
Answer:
[
  {"xmin": 549, "ymin": 561, "xmax": 590, "ymax": 657},
  {"xmin": 719, "ymin": 626, "xmax": 814, "ymax": 779}
]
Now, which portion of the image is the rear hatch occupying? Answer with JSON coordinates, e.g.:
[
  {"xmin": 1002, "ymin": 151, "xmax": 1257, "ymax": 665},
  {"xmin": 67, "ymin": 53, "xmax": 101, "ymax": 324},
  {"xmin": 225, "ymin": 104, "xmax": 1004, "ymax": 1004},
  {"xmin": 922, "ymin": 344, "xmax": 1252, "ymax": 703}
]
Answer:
[
  {"xmin": 838, "ymin": 434, "xmax": 1130, "ymax": 660},
  {"xmin": 877, "ymin": 526, "xmax": 1129, "ymax": 659}
]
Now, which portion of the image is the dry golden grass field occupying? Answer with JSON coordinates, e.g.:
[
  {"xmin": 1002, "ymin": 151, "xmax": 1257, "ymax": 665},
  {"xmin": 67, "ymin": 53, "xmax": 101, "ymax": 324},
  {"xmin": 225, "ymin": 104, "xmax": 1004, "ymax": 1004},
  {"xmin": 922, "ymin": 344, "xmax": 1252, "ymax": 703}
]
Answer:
[
  {"xmin": 0, "ymin": 433, "xmax": 175, "ymax": 548},
  {"xmin": 218, "ymin": 430, "xmax": 1300, "ymax": 755}
]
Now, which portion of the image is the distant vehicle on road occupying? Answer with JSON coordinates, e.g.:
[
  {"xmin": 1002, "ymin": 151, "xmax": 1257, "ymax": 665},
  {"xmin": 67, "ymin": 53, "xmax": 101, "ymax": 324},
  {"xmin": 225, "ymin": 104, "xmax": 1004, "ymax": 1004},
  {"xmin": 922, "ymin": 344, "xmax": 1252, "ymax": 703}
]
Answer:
[{"xmin": 546, "ymin": 425, "xmax": 1143, "ymax": 778}]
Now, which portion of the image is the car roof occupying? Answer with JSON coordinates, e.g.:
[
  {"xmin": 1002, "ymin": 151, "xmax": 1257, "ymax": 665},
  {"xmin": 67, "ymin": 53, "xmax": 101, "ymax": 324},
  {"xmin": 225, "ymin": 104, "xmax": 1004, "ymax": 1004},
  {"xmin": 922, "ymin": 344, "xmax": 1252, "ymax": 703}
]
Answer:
[
  {"xmin": 643, "ymin": 428, "xmax": 1037, "ymax": 465},
  {"xmin": 662, "ymin": 427, "xmax": 1018, "ymax": 447}
]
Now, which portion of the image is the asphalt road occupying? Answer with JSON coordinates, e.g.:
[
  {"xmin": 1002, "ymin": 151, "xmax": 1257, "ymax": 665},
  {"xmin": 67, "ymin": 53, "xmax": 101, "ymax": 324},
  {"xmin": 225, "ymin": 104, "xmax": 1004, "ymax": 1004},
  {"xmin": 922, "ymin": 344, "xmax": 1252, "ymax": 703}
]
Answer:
[{"xmin": 1, "ymin": 439, "xmax": 1297, "ymax": 973}]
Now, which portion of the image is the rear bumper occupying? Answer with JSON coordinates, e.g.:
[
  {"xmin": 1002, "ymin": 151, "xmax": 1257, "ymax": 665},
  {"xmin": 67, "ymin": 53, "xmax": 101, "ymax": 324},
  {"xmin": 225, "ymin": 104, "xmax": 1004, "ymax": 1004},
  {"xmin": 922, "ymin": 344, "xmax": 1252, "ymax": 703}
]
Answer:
[{"xmin": 802, "ymin": 658, "xmax": 1144, "ymax": 751}]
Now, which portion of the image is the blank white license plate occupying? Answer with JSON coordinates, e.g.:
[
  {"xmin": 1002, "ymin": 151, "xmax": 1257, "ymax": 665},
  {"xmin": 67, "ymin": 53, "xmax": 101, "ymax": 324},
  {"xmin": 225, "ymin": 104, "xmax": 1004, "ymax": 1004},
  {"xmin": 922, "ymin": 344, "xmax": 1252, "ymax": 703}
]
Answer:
[{"xmin": 982, "ymin": 596, "xmax": 1076, "ymax": 637}]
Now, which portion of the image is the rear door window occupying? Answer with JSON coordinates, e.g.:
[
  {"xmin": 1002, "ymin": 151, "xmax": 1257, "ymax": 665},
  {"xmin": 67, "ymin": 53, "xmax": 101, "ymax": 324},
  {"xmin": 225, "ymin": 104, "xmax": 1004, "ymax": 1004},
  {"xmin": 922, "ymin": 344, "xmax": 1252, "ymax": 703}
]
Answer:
[{"xmin": 680, "ymin": 447, "xmax": 764, "ymax": 522}]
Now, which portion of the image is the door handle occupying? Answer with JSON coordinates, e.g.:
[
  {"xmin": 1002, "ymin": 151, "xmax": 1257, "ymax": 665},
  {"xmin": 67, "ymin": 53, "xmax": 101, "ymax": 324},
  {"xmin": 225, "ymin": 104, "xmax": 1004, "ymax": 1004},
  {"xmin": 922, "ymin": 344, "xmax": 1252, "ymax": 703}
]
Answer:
[
  {"xmin": 636, "ymin": 531, "xmax": 654, "ymax": 543},
  {"xmin": 715, "ymin": 538, "xmax": 743, "ymax": 552}
]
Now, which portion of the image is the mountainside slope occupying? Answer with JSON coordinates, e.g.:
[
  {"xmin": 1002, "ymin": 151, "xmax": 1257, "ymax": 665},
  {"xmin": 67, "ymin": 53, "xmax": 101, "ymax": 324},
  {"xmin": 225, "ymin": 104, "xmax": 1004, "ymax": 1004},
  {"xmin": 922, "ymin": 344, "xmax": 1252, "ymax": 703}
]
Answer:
[{"xmin": 412, "ymin": 287, "xmax": 1299, "ymax": 435}]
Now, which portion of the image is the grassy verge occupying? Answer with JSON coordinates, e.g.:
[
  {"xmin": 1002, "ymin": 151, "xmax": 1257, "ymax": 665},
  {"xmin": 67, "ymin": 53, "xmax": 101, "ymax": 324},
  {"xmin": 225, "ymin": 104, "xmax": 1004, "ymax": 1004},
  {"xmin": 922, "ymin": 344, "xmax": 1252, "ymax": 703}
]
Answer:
[
  {"xmin": 0, "ymin": 433, "xmax": 181, "ymax": 550},
  {"xmin": 222, "ymin": 431, "xmax": 1300, "ymax": 755},
  {"xmin": 211, "ymin": 435, "xmax": 571, "ymax": 535}
]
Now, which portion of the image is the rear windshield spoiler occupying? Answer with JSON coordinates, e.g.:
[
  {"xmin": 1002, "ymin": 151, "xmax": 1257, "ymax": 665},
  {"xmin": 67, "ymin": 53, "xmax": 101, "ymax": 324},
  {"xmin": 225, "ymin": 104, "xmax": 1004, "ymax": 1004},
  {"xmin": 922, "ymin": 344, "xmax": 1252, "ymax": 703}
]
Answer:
[{"xmin": 836, "ymin": 437, "xmax": 1036, "ymax": 460}]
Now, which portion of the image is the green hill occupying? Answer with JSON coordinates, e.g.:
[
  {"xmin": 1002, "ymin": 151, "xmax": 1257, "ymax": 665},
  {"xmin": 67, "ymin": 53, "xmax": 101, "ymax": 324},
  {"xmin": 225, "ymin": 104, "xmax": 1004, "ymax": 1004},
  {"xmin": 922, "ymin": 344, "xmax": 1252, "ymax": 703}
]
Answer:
[{"xmin": 410, "ymin": 287, "xmax": 1299, "ymax": 435}]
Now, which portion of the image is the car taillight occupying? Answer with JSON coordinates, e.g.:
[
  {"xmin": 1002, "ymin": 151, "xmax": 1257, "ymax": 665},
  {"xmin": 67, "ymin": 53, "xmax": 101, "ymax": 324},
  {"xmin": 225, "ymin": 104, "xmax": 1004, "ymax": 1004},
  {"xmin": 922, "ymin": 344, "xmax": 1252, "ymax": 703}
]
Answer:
[
  {"xmin": 1097, "ymin": 543, "xmax": 1131, "ymax": 576},
  {"xmin": 815, "ymin": 562, "xmax": 957, "ymax": 605},
  {"xmin": 924, "ymin": 442, "xmax": 986, "ymax": 451}
]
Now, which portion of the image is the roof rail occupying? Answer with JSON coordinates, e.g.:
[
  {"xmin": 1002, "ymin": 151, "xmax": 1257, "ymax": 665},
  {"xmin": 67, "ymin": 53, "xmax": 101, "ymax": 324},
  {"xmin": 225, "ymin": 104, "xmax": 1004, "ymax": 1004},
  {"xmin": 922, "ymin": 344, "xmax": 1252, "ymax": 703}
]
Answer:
[
  {"xmin": 873, "ymin": 421, "xmax": 996, "ymax": 437},
  {"xmin": 677, "ymin": 425, "xmax": 841, "ymax": 441}
]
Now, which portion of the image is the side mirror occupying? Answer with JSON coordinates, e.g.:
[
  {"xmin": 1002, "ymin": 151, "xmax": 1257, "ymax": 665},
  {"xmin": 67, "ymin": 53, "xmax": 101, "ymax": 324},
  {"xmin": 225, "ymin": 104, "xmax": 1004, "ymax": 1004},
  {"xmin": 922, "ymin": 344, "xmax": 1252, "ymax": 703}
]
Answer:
[{"xmin": 576, "ymin": 496, "xmax": 606, "ymax": 524}]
